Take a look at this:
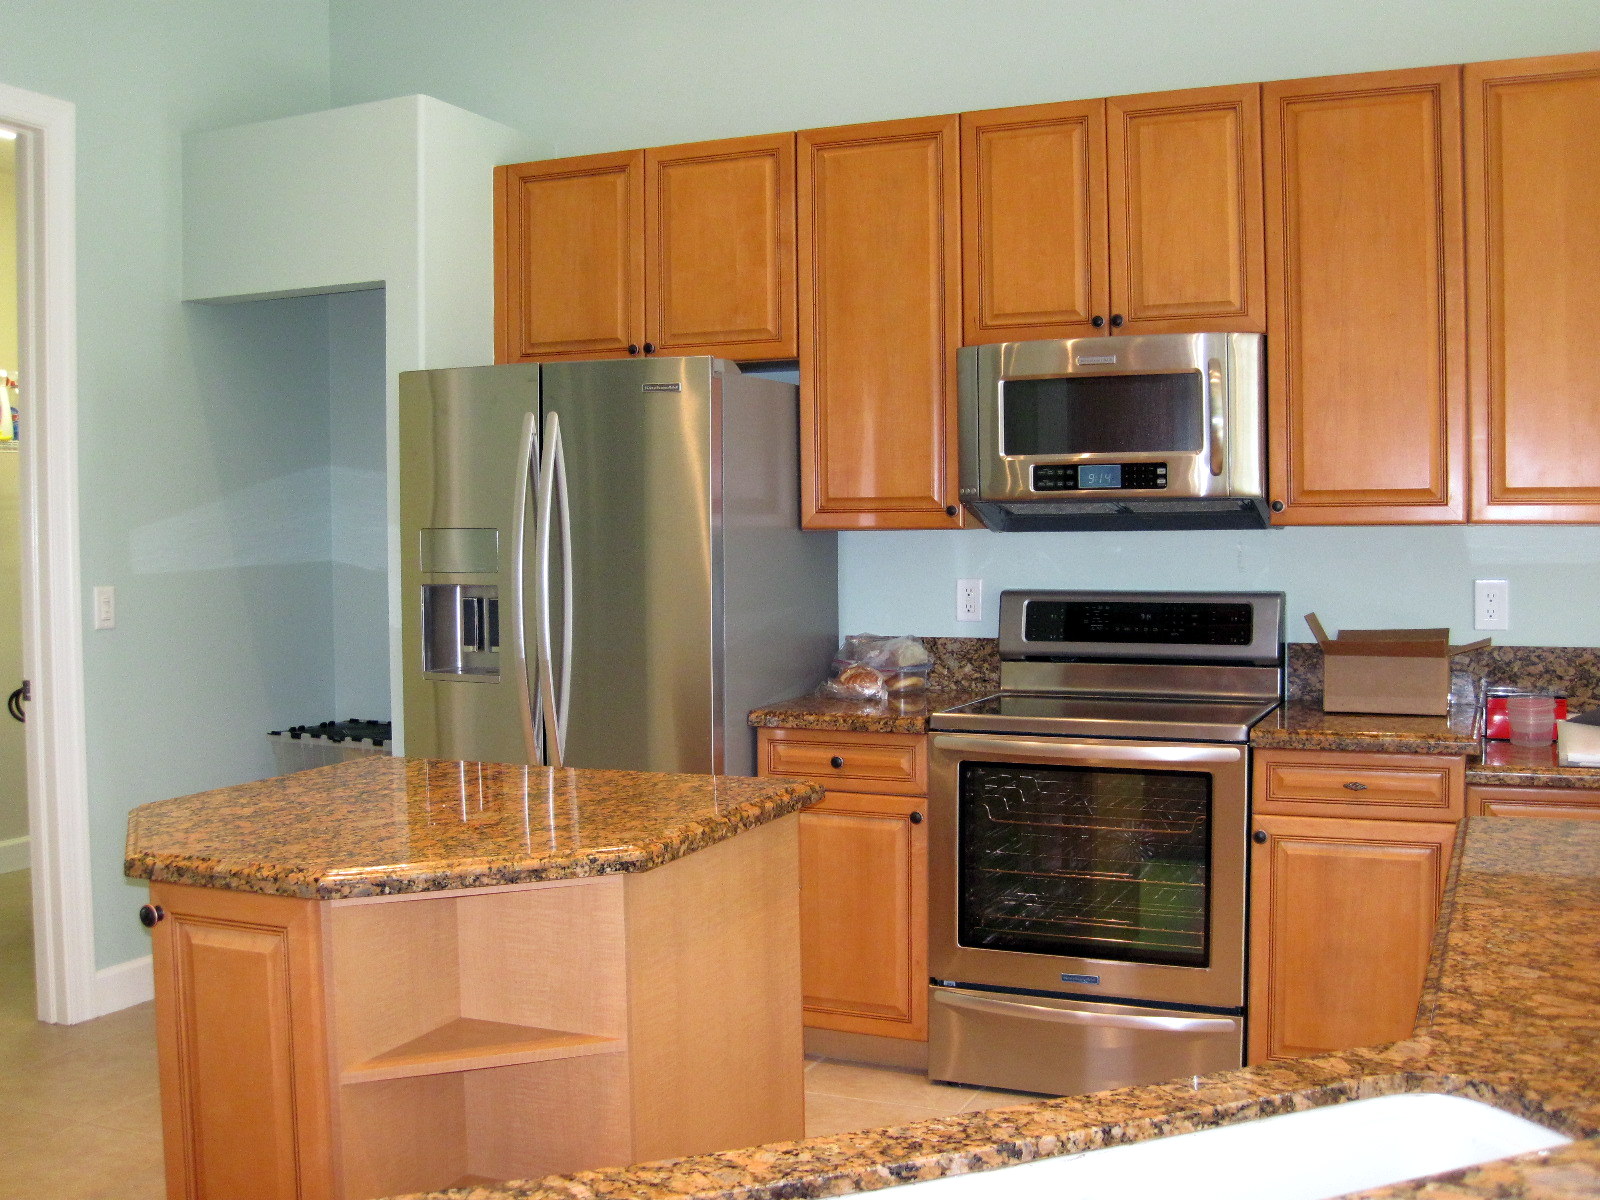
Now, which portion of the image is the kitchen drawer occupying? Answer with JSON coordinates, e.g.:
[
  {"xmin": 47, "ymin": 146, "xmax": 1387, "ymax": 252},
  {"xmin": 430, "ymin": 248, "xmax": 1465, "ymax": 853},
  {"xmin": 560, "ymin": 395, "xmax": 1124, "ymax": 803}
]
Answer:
[
  {"xmin": 757, "ymin": 728, "xmax": 928, "ymax": 796},
  {"xmin": 1254, "ymin": 749, "xmax": 1464, "ymax": 821},
  {"xmin": 1468, "ymin": 784, "xmax": 1600, "ymax": 821}
]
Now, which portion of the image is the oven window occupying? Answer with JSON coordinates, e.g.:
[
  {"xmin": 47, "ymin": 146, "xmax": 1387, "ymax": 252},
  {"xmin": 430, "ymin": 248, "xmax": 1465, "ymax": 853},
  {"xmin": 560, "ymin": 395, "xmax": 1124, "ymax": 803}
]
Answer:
[
  {"xmin": 957, "ymin": 761, "xmax": 1211, "ymax": 968},
  {"xmin": 1001, "ymin": 373, "xmax": 1203, "ymax": 455}
]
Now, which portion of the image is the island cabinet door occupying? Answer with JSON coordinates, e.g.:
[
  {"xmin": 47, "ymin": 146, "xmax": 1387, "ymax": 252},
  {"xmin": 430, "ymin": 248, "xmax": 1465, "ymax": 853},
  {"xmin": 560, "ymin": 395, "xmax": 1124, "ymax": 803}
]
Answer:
[
  {"xmin": 798, "ymin": 790, "xmax": 929, "ymax": 1040},
  {"xmin": 1263, "ymin": 65, "xmax": 1467, "ymax": 524},
  {"xmin": 1465, "ymin": 51, "xmax": 1600, "ymax": 522},
  {"xmin": 1246, "ymin": 814, "xmax": 1456, "ymax": 1065},
  {"xmin": 148, "ymin": 882, "xmax": 336, "ymax": 1200}
]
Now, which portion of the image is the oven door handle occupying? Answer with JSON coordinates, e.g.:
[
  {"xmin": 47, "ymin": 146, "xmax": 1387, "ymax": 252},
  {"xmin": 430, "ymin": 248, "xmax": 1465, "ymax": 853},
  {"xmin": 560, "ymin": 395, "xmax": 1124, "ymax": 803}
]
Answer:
[
  {"xmin": 930, "ymin": 732, "xmax": 1242, "ymax": 766},
  {"xmin": 936, "ymin": 989, "xmax": 1237, "ymax": 1034}
]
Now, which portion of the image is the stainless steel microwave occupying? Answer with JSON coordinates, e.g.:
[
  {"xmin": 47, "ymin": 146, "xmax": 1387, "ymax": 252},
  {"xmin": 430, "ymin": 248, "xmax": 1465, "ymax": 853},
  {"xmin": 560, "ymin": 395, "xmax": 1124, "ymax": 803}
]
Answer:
[{"xmin": 958, "ymin": 333, "xmax": 1267, "ymax": 531}]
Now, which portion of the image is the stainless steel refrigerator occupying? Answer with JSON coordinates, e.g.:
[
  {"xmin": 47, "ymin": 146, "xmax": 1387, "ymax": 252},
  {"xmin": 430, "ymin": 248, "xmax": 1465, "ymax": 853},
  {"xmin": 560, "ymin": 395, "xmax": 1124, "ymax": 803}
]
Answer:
[{"xmin": 399, "ymin": 357, "xmax": 837, "ymax": 775}]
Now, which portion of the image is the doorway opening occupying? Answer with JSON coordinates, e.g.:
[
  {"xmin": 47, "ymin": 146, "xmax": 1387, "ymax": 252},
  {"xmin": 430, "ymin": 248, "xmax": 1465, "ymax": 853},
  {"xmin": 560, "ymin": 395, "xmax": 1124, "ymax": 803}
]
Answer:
[{"xmin": 0, "ymin": 80, "xmax": 93, "ymax": 1025}]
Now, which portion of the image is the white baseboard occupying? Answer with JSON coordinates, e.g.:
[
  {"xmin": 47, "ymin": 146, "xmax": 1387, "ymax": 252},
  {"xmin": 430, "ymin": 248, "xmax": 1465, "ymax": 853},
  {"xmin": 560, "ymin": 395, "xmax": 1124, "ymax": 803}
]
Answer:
[
  {"xmin": 0, "ymin": 835, "xmax": 27, "ymax": 874},
  {"xmin": 93, "ymin": 954, "xmax": 154, "ymax": 1017}
]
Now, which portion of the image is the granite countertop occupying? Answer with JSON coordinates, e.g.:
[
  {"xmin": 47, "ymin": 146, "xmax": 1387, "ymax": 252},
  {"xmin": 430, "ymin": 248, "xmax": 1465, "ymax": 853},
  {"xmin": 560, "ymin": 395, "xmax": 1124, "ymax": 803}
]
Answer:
[
  {"xmin": 124, "ymin": 756, "xmax": 821, "ymax": 899},
  {"xmin": 391, "ymin": 815, "xmax": 1600, "ymax": 1200},
  {"xmin": 753, "ymin": 690, "xmax": 1600, "ymax": 789}
]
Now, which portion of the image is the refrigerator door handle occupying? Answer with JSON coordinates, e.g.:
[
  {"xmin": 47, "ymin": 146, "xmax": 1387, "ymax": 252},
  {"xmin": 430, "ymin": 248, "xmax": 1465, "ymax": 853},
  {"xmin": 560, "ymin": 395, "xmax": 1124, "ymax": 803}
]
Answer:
[
  {"xmin": 536, "ymin": 411, "xmax": 573, "ymax": 767},
  {"xmin": 509, "ymin": 412, "xmax": 543, "ymax": 766}
]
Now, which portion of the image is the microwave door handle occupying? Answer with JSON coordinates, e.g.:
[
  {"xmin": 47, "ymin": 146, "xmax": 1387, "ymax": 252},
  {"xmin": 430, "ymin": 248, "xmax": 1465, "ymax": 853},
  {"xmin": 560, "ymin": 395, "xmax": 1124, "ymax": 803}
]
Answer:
[
  {"xmin": 1207, "ymin": 356, "xmax": 1226, "ymax": 477},
  {"xmin": 936, "ymin": 989, "xmax": 1237, "ymax": 1035}
]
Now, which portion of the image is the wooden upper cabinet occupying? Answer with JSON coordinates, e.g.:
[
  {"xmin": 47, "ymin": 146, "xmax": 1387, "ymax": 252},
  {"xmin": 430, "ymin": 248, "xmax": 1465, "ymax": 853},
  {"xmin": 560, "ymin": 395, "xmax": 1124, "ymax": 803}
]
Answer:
[
  {"xmin": 961, "ymin": 99, "xmax": 1106, "ymax": 341},
  {"xmin": 1264, "ymin": 66, "xmax": 1467, "ymax": 523},
  {"xmin": 645, "ymin": 133, "xmax": 797, "ymax": 359},
  {"xmin": 497, "ymin": 134, "xmax": 796, "ymax": 363},
  {"xmin": 1465, "ymin": 51, "xmax": 1600, "ymax": 521},
  {"xmin": 497, "ymin": 151, "xmax": 645, "ymax": 362},
  {"xmin": 798, "ymin": 115, "xmax": 963, "ymax": 529},
  {"xmin": 1106, "ymin": 84, "xmax": 1265, "ymax": 334},
  {"xmin": 961, "ymin": 83, "xmax": 1263, "ymax": 343}
]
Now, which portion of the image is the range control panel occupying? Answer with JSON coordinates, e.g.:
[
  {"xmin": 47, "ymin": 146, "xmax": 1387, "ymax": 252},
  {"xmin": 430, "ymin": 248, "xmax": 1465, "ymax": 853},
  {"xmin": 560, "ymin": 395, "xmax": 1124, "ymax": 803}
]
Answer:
[
  {"xmin": 1023, "ymin": 600, "xmax": 1255, "ymax": 646},
  {"xmin": 1031, "ymin": 462, "xmax": 1168, "ymax": 491}
]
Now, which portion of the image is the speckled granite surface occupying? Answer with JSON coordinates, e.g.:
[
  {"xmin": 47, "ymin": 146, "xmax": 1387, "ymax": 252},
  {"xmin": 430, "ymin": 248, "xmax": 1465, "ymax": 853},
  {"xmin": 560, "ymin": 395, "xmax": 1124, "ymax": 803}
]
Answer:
[
  {"xmin": 387, "ymin": 817, "xmax": 1600, "ymax": 1200},
  {"xmin": 749, "ymin": 689, "xmax": 979, "ymax": 735},
  {"xmin": 124, "ymin": 756, "xmax": 820, "ymax": 899},
  {"xmin": 1250, "ymin": 698, "xmax": 1482, "ymax": 755}
]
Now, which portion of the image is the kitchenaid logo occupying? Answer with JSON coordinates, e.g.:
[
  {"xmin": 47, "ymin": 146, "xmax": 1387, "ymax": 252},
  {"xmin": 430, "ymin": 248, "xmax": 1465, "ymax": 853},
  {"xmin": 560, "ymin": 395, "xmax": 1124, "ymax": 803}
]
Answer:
[
  {"xmin": 1061, "ymin": 973, "xmax": 1101, "ymax": 986},
  {"xmin": 642, "ymin": 383, "xmax": 682, "ymax": 392},
  {"xmin": 1075, "ymin": 355, "xmax": 1117, "ymax": 366}
]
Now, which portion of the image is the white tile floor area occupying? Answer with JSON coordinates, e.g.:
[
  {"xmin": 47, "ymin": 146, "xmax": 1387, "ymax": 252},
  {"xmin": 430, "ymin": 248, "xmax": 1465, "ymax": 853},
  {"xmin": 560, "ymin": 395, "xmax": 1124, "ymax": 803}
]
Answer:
[
  {"xmin": 0, "ymin": 869, "xmax": 165, "ymax": 1199},
  {"xmin": 0, "ymin": 867, "xmax": 1036, "ymax": 1195}
]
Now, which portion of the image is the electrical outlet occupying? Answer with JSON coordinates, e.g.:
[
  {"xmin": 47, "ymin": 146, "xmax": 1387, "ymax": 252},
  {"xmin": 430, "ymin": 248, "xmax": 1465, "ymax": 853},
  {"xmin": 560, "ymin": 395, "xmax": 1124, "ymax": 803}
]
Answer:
[
  {"xmin": 956, "ymin": 578, "xmax": 983, "ymax": 623},
  {"xmin": 93, "ymin": 585, "xmax": 116, "ymax": 630},
  {"xmin": 1474, "ymin": 579, "xmax": 1509, "ymax": 631}
]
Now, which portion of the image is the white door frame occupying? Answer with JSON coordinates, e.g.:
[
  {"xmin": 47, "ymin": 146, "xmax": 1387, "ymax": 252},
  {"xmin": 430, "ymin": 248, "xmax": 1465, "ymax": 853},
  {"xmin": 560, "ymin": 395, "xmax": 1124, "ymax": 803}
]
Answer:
[{"xmin": 3, "ymin": 81, "xmax": 94, "ymax": 1024}]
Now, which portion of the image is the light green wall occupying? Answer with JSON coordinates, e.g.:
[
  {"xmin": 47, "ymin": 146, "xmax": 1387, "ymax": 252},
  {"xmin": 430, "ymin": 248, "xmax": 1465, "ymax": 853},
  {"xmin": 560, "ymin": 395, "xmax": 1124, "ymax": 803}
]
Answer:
[
  {"xmin": 0, "ymin": 1, "xmax": 335, "ymax": 969},
  {"xmin": 328, "ymin": 0, "xmax": 1600, "ymax": 649},
  {"xmin": 0, "ymin": 137, "xmax": 15, "ymax": 376}
]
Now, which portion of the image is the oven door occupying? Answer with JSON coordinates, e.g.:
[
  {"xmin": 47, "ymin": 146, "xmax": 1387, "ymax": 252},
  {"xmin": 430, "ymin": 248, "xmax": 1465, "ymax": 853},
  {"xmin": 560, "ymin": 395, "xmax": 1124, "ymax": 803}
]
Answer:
[{"xmin": 929, "ymin": 731, "xmax": 1248, "ymax": 1011}]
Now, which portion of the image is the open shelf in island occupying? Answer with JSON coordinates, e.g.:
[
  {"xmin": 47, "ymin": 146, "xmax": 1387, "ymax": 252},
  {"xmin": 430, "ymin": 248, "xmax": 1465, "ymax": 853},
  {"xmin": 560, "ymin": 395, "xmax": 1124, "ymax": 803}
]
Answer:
[{"xmin": 340, "ymin": 1017, "xmax": 625, "ymax": 1083}]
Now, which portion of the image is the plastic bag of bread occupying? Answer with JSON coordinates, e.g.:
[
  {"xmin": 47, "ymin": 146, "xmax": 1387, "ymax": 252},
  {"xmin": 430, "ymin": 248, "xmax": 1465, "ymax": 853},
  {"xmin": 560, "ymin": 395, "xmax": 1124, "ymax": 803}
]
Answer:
[{"xmin": 821, "ymin": 635, "xmax": 932, "ymax": 701}]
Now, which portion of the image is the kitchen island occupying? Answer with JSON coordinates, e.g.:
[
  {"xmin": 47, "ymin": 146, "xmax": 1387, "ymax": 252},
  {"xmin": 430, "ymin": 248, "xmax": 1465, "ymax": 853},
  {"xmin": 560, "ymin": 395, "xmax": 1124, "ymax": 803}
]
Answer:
[
  {"xmin": 383, "ymin": 812, "xmax": 1600, "ymax": 1200},
  {"xmin": 124, "ymin": 756, "xmax": 822, "ymax": 1200}
]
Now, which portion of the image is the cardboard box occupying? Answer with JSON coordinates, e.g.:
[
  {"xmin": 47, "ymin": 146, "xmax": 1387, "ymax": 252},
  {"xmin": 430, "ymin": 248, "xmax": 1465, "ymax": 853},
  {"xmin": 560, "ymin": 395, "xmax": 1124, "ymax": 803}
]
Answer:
[{"xmin": 1306, "ymin": 613, "xmax": 1490, "ymax": 716}]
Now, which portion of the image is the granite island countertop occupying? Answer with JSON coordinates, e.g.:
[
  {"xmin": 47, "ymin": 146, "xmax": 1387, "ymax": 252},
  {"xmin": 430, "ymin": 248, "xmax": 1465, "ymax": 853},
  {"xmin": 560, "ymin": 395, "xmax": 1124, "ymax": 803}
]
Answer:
[
  {"xmin": 387, "ymin": 814, "xmax": 1600, "ymax": 1200},
  {"xmin": 124, "ymin": 756, "xmax": 821, "ymax": 899}
]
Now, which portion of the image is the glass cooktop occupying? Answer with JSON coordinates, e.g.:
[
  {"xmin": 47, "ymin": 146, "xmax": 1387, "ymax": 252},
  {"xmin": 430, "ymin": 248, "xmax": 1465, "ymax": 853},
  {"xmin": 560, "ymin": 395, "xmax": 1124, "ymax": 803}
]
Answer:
[{"xmin": 929, "ymin": 692, "xmax": 1280, "ymax": 743}]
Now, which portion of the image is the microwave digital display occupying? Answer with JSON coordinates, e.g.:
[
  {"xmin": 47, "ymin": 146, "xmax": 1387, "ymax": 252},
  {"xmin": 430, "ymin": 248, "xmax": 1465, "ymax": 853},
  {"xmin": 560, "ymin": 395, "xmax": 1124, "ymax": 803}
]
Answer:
[
  {"xmin": 1077, "ymin": 464, "xmax": 1122, "ymax": 489},
  {"xmin": 1001, "ymin": 372, "xmax": 1204, "ymax": 456}
]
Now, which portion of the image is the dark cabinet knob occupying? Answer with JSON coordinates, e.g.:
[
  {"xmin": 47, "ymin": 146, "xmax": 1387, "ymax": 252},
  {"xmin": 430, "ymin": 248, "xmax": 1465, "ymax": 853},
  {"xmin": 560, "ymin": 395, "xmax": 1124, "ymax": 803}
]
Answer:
[
  {"xmin": 627, "ymin": 344, "xmax": 640, "ymax": 355},
  {"xmin": 1110, "ymin": 314, "xmax": 1124, "ymax": 328},
  {"xmin": 829, "ymin": 756, "xmax": 844, "ymax": 769},
  {"xmin": 1251, "ymin": 830, "xmax": 1268, "ymax": 844},
  {"xmin": 945, "ymin": 505, "xmax": 959, "ymax": 517},
  {"xmin": 643, "ymin": 342, "xmax": 655, "ymax": 354},
  {"xmin": 138, "ymin": 904, "xmax": 165, "ymax": 928},
  {"xmin": 909, "ymin": 811, "xmax": 924, "ymax": 824},
  {"xmin": 1271, "ymin": 500, "xmax": 1285, "ymax": 513},
  {"xmin": 1091, "ymin": 315, "xmax": 1105, "ymax": 328}
]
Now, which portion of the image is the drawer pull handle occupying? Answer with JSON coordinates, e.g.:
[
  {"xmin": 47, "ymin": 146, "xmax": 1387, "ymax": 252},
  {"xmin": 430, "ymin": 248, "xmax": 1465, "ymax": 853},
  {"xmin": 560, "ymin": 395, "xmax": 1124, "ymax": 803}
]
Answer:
[
  {"xmin": 829, "ymin": 756, "xmax": 844, "ymax": 769},
  {"xmin": 1343, "ymin": 781, "xmax": 1368, "ymax": 791}
]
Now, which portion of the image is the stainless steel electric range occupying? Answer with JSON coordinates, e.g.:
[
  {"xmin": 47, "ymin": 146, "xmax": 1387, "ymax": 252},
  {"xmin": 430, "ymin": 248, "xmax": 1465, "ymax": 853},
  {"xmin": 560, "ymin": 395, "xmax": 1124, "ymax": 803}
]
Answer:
[{"xmin": 927, "ymin": 589, "xmax": 1285, "ymax": 1097}]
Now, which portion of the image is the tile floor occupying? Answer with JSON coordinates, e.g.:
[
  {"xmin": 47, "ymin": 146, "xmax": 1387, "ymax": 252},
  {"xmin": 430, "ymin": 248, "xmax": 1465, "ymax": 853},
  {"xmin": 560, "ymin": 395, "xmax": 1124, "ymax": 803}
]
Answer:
[{"xmin": 0, "ymin": 867, "xmax": 1037, "ymax": 1195}]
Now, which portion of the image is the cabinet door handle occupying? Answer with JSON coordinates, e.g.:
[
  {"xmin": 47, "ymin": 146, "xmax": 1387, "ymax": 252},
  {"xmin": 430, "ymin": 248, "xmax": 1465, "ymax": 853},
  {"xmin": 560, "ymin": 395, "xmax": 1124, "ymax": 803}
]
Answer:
[
  {"xmin": 1110, "ymin": 313, "xmax": 1124, "ymax": 328},
  {"xmin": 829, "ymin": 756, "xmax": 844, "ymax": 769},
  {"xmin": 910, "ymin": 811, "xmax": 924, "ymax": 824},
  {"xmin": 138, "ymin": 904, "xmax": 165, "ymax": 927},
  {"xmin": 1252, "ymin": 830, "xmax": 1268, "ymax": 844},
  {"xmin": 1343, "ymin": 781, "xmax": 1369, "ymax": 791},
  {"xmin": 627, "ymin": 344, "xmax": 640, "ymax": 355},
  {"xmin": 642, "ymin": 342, "xmax": 655, "ymax": 354},
  {"xmin": 1091, "ymin": 315, "xmax": 1105, "ymax": 328}
]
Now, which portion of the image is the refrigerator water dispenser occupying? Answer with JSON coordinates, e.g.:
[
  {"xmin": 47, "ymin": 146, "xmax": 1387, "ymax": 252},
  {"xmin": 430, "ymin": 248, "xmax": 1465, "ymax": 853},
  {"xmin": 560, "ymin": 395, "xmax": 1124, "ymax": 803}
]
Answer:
[{"xmin": 422, "ymin": 584, "xmax": 500, "ymax": 678}]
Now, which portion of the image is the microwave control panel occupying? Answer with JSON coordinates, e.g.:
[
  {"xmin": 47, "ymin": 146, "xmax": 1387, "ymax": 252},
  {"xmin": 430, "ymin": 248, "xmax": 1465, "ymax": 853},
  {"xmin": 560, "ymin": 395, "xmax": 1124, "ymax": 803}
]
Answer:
[{"xmin": 1031, "ymin": 462, "xmax": 1167, "ymax": 491}]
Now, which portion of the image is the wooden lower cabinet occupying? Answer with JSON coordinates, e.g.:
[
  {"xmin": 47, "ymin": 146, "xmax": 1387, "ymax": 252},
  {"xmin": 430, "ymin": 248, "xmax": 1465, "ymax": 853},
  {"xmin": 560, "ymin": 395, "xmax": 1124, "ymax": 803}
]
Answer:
[
  {"xmin": 757, "ymin": 727, "xmax": 930, "ymax": 1041},
  {"xmin": 1469, "ymin": 784, "xmax": 1600, "ymax": 820},
  {"xmin": 1247, "ymin": 813, "xmax": 1457, "ymax": 1064},
  {"xmin": 798, "ymin": 791, "xmax": 928, "ymax": 1039},
  {"xmin": 149, "ymin": 818, "xmax": 803, "ymax": 1200}
]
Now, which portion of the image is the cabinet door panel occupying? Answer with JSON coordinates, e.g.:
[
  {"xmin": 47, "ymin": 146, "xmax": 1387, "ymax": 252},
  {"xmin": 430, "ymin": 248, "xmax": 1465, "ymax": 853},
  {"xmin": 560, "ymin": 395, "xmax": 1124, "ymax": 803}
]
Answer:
[
  {"xmin": 496, "ymin": 152, "xmax": 644, "ymax": 361},
  {"xmin": 1467, "ymin": 52, "xmax": 1600, "ymax": 521},
  {"xmin": 1247, "ymin": 815, "xmax": 1455, "ymax": 1064},
  {"xmin": 1108, "ymin": 84, "xmax": 1265, "ymax": 333},
  {"xmin": 798, "ymin": 792, "xmax": 928, "ymax": 1039},
  {"xmin": 960, "ymin": 99, "xmax": 1107, "ymax": 342},
  {"xmin": 799, "ymin": 116, "xmax": 963, "ymax": 529},
  {"xmin": 152, "ymin": 884, "xmax": 334, "ymax": 1200},
  {"xmin": 1264, "ymin": 67, "xmax": 1466, "ymax": 522},
  {"xmin": 646, "ymin": 133, "xmax": 797, "ymax": 359}
]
